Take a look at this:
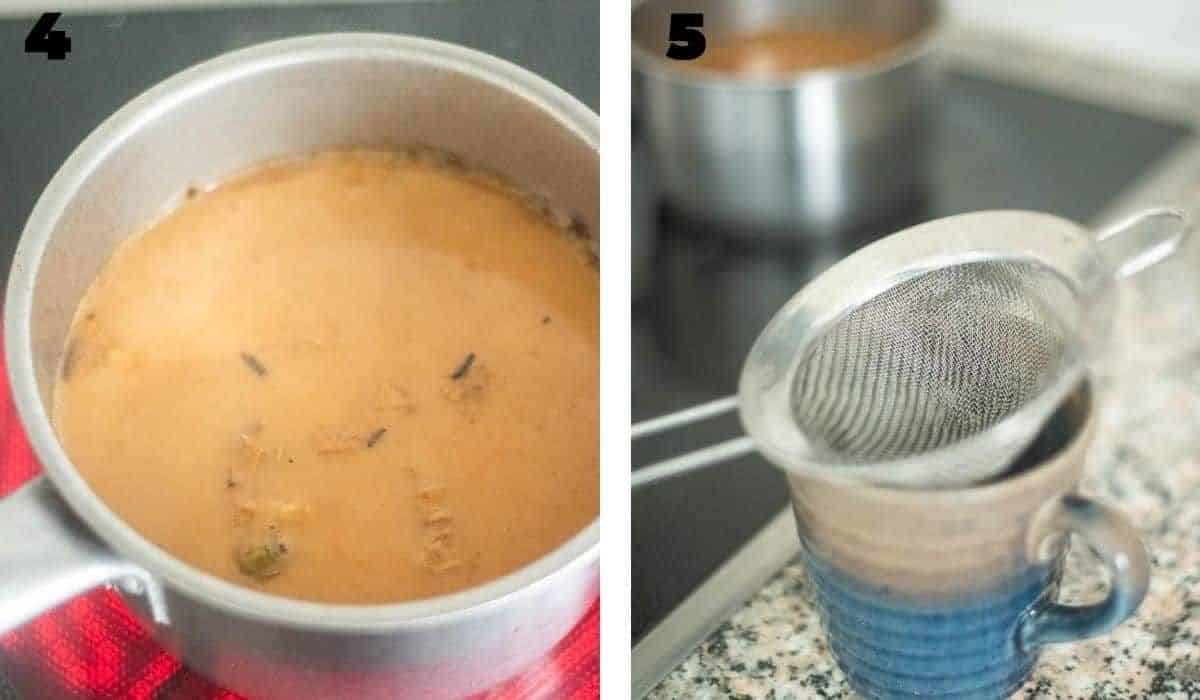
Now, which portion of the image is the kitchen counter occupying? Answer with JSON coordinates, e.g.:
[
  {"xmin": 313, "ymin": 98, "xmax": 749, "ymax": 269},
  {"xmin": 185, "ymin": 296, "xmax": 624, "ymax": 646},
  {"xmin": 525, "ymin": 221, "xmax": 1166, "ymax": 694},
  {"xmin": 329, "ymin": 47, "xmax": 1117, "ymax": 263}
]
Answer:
[{"xmin": 647, "ymin": 170, "xmax": 1200, "ymax": 698}]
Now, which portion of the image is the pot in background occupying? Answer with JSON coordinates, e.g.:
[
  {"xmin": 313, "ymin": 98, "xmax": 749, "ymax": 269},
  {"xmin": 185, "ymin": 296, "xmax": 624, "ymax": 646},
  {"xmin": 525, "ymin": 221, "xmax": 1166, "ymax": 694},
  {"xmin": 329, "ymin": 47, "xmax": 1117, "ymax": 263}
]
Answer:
[
  {"xmin": 2, "ymin": 34, "xmax": 598, "ymax": 700},
  {"xmin": 632, "ymin": 0, "xmax": 942, "ymax": 240}
]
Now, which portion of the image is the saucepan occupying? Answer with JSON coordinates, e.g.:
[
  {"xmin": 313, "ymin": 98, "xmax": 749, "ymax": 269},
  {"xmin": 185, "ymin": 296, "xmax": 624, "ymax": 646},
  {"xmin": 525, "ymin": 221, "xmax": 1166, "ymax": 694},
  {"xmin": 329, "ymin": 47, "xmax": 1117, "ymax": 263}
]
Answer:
[
  {"xmin": 1, "ymin": 33, "xmax": 598, "ymax": 700},
  {"xmin": 632, "ymin": 0, "xmax": 942, "ymax": 239}
]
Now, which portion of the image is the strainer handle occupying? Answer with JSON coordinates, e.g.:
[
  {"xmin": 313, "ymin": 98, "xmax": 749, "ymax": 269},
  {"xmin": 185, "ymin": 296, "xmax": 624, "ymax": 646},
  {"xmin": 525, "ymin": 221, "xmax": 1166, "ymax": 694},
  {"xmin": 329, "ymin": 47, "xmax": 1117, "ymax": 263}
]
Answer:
[
  {"xmin": 1016, "ymin": 494, "xmax": 1149, "ymax": 651},
  {"xmin": 632, "ymin": 396, "xmax": 756, "ymax": 489},
  {"xmin": 1095, "ymin": 206, "xmax": 1190, "ymax": 279}
]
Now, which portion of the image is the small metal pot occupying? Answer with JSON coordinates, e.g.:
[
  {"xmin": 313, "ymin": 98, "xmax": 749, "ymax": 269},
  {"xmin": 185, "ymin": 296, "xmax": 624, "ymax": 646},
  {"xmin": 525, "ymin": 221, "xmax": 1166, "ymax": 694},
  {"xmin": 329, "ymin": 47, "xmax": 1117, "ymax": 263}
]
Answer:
[
  {"xmin": 2, "ymin": 34, "xmax": 598, "ymax": 700},
  {"xmin": 632, "ymin": 0, "xmax": 942, "ymax": 239}
]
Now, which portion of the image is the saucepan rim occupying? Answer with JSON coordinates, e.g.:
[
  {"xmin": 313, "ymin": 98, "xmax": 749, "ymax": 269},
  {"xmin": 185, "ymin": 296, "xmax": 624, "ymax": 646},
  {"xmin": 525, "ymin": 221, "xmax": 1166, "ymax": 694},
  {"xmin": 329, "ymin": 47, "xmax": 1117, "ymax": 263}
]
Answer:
[
  {"xmin": 4, "ymin": 32, "xmax": 600, "ymax": 633},
  {"xmin": 630, "ymin": 0, "xmax": 943, "ymax": 90}
]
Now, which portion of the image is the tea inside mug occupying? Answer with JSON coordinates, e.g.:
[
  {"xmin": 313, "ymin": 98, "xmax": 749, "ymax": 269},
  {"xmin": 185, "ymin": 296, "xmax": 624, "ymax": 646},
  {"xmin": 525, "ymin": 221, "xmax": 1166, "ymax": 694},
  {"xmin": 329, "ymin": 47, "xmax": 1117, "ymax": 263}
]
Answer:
[
  {"xmin": 982, "ymin": 380, "xmax": 1089, "ymax": 484},
  {"xmin": 51, "ymin": 149, "xmax": 599, "ymax": 604}
]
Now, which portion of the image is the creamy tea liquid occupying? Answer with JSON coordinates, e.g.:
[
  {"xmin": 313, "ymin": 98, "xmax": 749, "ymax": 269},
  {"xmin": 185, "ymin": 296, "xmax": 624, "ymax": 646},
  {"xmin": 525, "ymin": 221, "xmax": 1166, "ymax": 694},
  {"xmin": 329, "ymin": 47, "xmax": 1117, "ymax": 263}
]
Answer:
[
  {"xmin": 53, "ymin": 150, "xmax": 599, "ymax": 604},
  {"xmin": 687, "ymin": 27, "xmax": 905, "ymax": 77}
]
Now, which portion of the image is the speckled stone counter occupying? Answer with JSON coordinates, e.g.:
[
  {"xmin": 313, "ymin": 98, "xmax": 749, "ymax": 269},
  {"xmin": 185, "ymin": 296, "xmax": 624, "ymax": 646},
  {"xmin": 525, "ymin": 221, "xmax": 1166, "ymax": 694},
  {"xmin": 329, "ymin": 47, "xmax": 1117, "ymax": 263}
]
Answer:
[{"xmin": 648, "ymin": 191, "xmax": 1200, "ymax": 699}]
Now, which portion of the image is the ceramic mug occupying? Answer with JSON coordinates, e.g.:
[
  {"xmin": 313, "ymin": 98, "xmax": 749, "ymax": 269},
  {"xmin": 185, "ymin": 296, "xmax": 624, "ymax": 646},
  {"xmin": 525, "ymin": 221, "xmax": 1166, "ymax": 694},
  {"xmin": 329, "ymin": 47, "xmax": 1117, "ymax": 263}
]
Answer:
[{"xmin": 786, "ymin": 383, "xmax": 1149, "ymax": 699}]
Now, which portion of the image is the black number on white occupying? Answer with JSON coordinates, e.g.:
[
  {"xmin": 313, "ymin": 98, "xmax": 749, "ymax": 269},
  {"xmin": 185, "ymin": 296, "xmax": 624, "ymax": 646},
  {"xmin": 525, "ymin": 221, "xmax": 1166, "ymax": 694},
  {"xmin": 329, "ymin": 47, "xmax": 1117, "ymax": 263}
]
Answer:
[
  {"xmin": 25, "ymin": 12, "xmax": 72, "ymax": 60},
  {"xmin": 666, "ymin": 13, "xmax": 705, "ymax": 60}
]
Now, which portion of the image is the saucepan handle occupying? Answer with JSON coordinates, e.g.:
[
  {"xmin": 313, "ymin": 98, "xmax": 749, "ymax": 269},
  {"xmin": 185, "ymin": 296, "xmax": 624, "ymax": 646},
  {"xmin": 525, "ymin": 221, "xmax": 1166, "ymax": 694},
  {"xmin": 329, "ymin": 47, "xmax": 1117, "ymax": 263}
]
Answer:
[
  {"xmin": 0, "ymin": 477, "xmax": 168, "ymax": 633},
  {"xmin": 1095, "ymin": 206, "xmax": 1190, "ymax": 279},
  {"xmin": 1016, "ymin": 493, "xmax": 1148, "ymax": 651}
]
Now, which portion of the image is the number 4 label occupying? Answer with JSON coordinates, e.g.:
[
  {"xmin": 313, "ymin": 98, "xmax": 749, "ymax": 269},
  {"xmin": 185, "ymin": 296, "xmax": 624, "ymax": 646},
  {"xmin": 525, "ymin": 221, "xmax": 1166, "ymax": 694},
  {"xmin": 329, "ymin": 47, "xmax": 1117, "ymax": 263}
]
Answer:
[
  {"xmin": 25, "ymin": 12, "xmax": 72, "ymax": 60},
  {"xmin": 666, "ymin": 13, "xmax": 705, "ymax": 60}
]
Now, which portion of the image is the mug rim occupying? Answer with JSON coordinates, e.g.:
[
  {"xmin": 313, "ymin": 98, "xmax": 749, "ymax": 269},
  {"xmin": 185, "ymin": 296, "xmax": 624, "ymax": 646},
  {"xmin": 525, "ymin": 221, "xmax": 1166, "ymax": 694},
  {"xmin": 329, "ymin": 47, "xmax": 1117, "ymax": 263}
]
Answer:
[
  {"xmin": 784, "ymin": 381, "xmax": 1096, "ymax": 505},
  {"xmin": 5, "ymin": 33, "xmax": 599, "ymax": 632}
]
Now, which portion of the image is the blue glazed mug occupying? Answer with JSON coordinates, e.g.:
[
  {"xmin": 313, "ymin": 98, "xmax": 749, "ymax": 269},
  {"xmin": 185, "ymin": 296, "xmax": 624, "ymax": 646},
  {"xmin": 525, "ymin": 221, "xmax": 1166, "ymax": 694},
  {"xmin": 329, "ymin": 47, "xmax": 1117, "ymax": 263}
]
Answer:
[{"xmin": 786, "ymin": 384, "xmax": 1148, "ymax": 699}]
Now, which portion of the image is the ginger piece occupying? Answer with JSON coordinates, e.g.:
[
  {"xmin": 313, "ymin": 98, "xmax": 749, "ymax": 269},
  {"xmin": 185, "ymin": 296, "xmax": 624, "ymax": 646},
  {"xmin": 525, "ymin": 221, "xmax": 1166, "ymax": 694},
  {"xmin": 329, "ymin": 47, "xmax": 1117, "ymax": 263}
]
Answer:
[
  {"xmin": 375, "ymin": 382, "xmax": 417, "ymax": 414},
  {"xmin": 236, "ymin": 497, "xmax": 312, "ymax": 523},
  {"xmin": 421, "ymin": 506, "xmax": 453, "ymax": 527},
  {"xmin": 313, "ymin": 429, "xmax": 364, "ymax": 455},
  {"xmin": 414, "ymin": 479, "xmax": 462, "ymax": 573},
  {"xmin": 416, "ymin": 483, "xmax": 447, "ymax": 503},
  {"xmin": 423, "ymin": 539, "xmax": 462, "ymax": 573},
  {"xmin": 227, "ymin": 432, "xmax": 266, "ymax": 488},
  {"xmin": 313, "ymin": 425, "xmax": 390, "ymax": 454}
]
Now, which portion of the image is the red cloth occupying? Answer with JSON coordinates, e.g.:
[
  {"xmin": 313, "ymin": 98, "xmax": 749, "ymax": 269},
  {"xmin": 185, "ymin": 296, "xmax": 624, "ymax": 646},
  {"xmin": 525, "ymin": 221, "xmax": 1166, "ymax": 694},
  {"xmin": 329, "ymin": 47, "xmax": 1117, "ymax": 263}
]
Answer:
[{"xmin": 0, "ymin": 337, "xmax": 598, "ymax": 700}]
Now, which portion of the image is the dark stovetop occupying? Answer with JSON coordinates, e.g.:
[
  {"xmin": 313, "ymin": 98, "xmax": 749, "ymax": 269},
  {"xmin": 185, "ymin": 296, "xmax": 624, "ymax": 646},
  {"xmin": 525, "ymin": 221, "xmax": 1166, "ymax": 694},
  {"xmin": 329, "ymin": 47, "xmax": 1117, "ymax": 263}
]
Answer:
[
  {"xmin": 631, "ymin": 71, "xmax": 1192, "ymax": 644},
  {"xmin": 0, "ymin": 0, "xmax": 598, "ymax": 281}
]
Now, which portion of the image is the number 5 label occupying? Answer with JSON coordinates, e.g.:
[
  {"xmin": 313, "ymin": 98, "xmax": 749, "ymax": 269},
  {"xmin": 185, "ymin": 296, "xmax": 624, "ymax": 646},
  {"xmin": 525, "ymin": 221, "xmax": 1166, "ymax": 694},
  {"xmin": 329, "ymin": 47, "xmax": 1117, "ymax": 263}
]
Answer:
[{"xmin": 666, "ymin": 13, "xmax": 705, "ymax": 60}]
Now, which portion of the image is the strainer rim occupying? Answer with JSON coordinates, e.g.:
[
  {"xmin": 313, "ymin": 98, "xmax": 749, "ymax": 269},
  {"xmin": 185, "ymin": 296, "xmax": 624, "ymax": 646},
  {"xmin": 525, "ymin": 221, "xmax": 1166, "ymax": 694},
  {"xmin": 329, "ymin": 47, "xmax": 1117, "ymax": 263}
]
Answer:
[{"xmin": 738, "ymin": 209, "xmax": 1114, "ymax": 488}]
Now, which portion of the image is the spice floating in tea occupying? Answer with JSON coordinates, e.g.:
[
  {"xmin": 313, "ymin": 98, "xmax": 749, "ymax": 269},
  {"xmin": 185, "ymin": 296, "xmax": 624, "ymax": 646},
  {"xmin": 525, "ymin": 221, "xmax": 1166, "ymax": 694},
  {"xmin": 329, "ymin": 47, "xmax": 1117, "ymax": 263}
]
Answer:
[
  {"xmin": 568, "ymin": 217, "xmax": 589, "ymax": 239},
  {"xmin": 450, "ymin": 352, "xmax": 476, "ymax": 380},
  {"xmin": 235, "ymin": 528, "xmax": 288, "ymax": 580},
  {"xmin": 60, "ymin": 337, "xmax": 80, "ymax": 382},
  {"xmin": 366, "ymin": 428, "xmax": 388, "ymax": 448},
  {"xmin": 542, "ymin": 316, "xmax": 552, "ymax": 325},
  {"xmin": 240, "ymin": 352, "xmax": 268, "ymax": 378}
]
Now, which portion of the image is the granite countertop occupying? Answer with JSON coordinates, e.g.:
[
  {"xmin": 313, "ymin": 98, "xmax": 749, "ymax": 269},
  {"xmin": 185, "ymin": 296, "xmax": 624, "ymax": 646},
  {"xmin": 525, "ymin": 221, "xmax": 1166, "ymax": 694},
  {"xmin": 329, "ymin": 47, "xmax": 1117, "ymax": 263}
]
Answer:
[{"xmin": 648, "ymin": 189, "xmax": 1200, "ymax": 699}]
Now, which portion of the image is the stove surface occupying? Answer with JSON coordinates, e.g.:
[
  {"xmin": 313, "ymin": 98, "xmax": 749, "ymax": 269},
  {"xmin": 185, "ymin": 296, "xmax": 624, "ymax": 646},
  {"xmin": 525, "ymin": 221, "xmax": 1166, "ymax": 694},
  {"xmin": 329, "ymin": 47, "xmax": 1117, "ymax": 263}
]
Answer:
[
  {"xmin": 0, "ymin": 0, "xmax": 598, "ymax": 281},
  {"xmin": 632, "ymin": 71, "xmax": 1192, "ymax": 644}
]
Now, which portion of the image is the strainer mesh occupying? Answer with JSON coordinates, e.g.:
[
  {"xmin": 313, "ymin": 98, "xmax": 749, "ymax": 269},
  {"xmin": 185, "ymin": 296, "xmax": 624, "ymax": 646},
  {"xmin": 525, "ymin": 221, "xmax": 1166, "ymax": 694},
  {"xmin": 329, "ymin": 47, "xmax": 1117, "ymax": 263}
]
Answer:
[{"xmin": 790, "ymin": 260, "xmax": 1078, "ymax": 461}]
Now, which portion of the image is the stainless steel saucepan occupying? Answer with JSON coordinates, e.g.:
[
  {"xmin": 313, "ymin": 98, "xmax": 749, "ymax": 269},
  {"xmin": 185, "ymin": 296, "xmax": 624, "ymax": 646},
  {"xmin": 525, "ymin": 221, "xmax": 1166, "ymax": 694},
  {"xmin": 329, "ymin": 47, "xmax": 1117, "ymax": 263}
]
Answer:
[
  {"xmin": 632, "ymin": 0, "xmax": 942, "ymax": 239},
  {"xmin": 1, "ymin": 34, "xmax": 598, "ymax": 700}
]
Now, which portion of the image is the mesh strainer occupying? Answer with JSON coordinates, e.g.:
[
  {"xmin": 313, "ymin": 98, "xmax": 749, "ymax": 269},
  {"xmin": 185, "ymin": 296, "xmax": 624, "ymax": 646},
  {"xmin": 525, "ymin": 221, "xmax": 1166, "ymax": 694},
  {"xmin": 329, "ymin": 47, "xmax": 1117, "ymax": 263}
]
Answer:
[{"xmin": 633, "ymin": 208, "xmax": 1189, "ymax": 489}]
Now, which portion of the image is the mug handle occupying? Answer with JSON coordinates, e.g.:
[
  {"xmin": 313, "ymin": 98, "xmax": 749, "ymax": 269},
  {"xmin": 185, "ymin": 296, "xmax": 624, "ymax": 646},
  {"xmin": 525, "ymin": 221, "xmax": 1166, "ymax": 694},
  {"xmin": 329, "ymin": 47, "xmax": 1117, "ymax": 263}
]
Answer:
[
  {"xmin": 1016, "ymin": 493, "xmax": 1149, "ymax": 651},
  {"xmin": 0, "ymin": 477, "xmax": 168, "ymax": 633}
]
